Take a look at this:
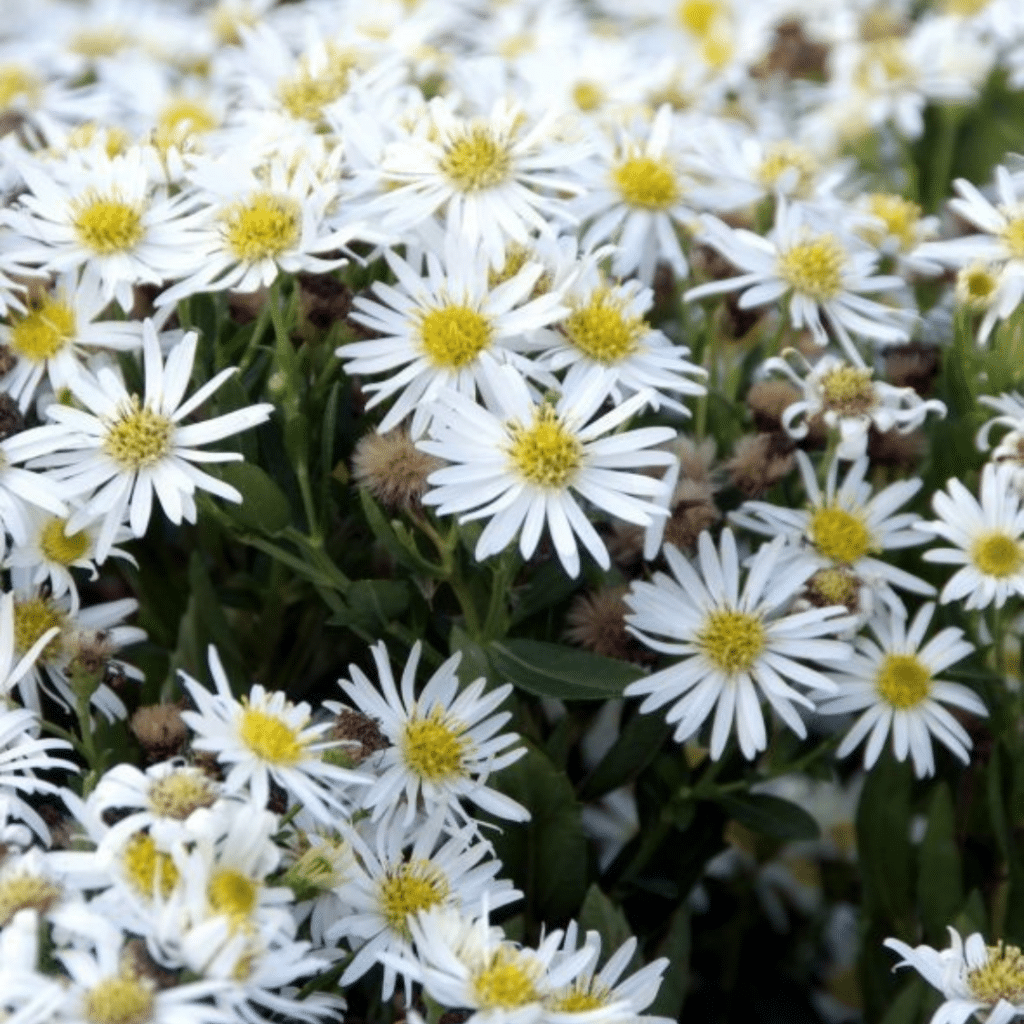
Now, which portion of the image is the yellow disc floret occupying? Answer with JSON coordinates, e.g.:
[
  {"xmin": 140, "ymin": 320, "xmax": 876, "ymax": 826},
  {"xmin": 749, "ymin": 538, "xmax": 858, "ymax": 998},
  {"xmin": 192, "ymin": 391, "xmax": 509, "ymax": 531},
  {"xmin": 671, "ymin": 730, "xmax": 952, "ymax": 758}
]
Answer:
[
  {"xmin": 0, "ymin": 65, "xmax": 40, "ymax": 110},
  {"xmin": 820, "ymin": 365, "xmax": 876, "ymax": 416},
  {"xmin": 777, "ymin": 236, "xmax": 845, "ymax": 300},
  {"xmin": 72, "ymin": 191, "xmax": 145, "ymax": 256},
  {"xmin": 222, "ymin": 191, "xmax": 302, "ymax": 262},
  {"xmin": 378, "ymin": 860, "xmax": 450, "ymax": 938},
  {"xmin": 402, "ymin": 707, "xmax": 469, "ymax": 781},
  {"xmin": 875, "ymin": 653, "xmax": 930, "ymax": 709},
  {"xmin": 9, "ymin": 296, "xmax": 76, "ymax": 362},
  {"xmin": 509, "ymin": 406, "xmax": 582, "ymax": 488},
  {"xmin": 863, "ymin": 194, "xmax": 922, "ymax": 250},
  {"xmin": 104, "ymin": 398, "xmax": 174, "ymax": 471},
  {"xmin": 957, "ymin": 264, "xmax": 1000, "ymax": 309},
  {"xmin": 13, "ymin": 596, "xmax": 66, "ymax": 662},
  {"xmin": 972, "ymin": 532, "xmax": 1024, "ymax": 578},
  {"xmin": 757, "ymin": 143, "xmax": 817, "ymax": 197},
  {"xmin": 419, "ymin": 305, "xmax": 493, "ymax": 368},
  {"xmin": 147, "ymin": 769, "xmax": 217, "ymax": 820},
  {"xmin": 209, "ymin": 868, "xmax": 258, "ymax": 922},
  {"xmin": 122, "ymin": 833, "xmax": 179, "ymax": 900},
  {"xmin": 809, "ymin": 506, "xmax": 874, "ymax": 564},
  {"xmin": 699, "ymin": 609, "xmax": 766, "ymax": 674},
  {"xmin": 563, "ymin": 289, "xmax": 646, "ymax": 363},
  {"xmin": 677, "ymin": 0, "xmax": 722, "ymax": 35},
  {"xmin": 547, "ymin": 983, "xmax": 611, "ymax": 1013},
  {"xmin": 612, "ymin": 155, "xmax": 679, "ymax": 211},
  {"xmin": 83, "ymin": 973, "xmax": 155, "ymax": 1024},
  {"xmin": 39, "ymin": 517, "xmax": 91, "ymax": 565},
  {"xmin": 154, "ymin": 98, "xmax": 217, "ymax": 152},
  {"xmin": 440, "ymin": 126, "xmax": 513, "ymax": 192},
  {"xmin": 0, "ymin": 872, "xmax": 62, "ymax": 926},
  {"xmin": 968, "ymin": 942, "xmax": 1024, "ymax": 1004},
  {"xmin": 473, "ymin": 949, "xmax": 540, "ymax": 1010},
  {"xmin": 238, "ymin": 705, "xmax": 307, "ymax": 765},
  {"xmin": 1000, "ymin": 217, "xmax": 1024, "ymax": 260},
  {"xmin": 572, "ymin": 82, "xmax": 604, "ymax": 112}
]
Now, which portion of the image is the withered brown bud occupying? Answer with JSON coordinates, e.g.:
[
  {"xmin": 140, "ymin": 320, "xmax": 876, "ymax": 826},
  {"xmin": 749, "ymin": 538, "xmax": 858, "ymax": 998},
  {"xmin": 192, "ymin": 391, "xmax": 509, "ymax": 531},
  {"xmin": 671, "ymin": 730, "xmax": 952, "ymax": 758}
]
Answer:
[
  {"xmin": 330, "ymin": 707, "xmax": 389, "ymax": 764},
  {"xmin": 297, "ymin": 272, "xmax": 352, "ymax": 331},
  {"xmin": 0, "ymin": 392, "xmax": 23, "ymax": 441},
  {"xmin": 121, "ymin": 939, "xmax": 178, "ymax": 990},
  {"xmin": 867, "ymin": 427, "xmax": 925, "ymax": 469},
  {"xmin": 130, "ymin": 703, "xmax": 188, "ymax": 762},
  {"xmin": 662, "ymin": 479, "xmax": 721, "ymax": 550},
  {"xmin": 228, "ymin": 287, "xmax": 268, "ymax": 324},
  {"xmin": 883, "ymin": 343, "xmax": 940, "ymax": 395},
  {"xmin": 747, "ymin": 379, "xmax": 801, "ymax": 432},
  {"xmin": 726, "ymin": 432, "xmax": 796, "ymax": 497},
  {"xmin": 352, "ymin": 429, "xmax": 443, "ymax": 512},
  {"xmin": 752, "ymin": 20, "xmax": 828, "ymax": 80},
  {"xmin": 803, "ymin": 567, "xmax": 861, "ymax": 615},
  {"xmin": 565, "ymin": 586, "xmax": 654, "ymax": 664}
]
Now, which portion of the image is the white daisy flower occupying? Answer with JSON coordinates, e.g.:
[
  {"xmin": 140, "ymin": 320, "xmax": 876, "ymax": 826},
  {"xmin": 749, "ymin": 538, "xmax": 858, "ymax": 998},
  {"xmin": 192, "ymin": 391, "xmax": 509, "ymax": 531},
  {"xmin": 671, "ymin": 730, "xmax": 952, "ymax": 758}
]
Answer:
[
  {"xmin": 731, "ymin": 451, "xmax": 935, "ymax": 619},
  {"xmin": 25, "ymin": 318, "xmax": 274, "ymax": 562},
  {"xmin": 977, "ymin": 391, "xmax": 1024, "ymax": 494},
  {"xmin": 338, "ymin": 231, "xmax": 565, "ymax": 438},
  {"xmin": 419, "ymin": 359, "xmax": 676, "ymax": 578},
  {"xmin": 179, "ymin": 645, "xmax": 371, "ymax": 825},
  {"xmin": 328, "ymin": 812, "xmax": 521, "ymax": 999},
  {"xmin": 885, "ymin": 927, "xmax": 1024, "ymax": 1024},
  {"xmin": 624, "ymin": 529, "xmax": 854, "ymax": 760},
  {"xmin": 0, "ymin": 908, "xmax": 67, "ymax": 1024},
  {"xmin": 817, "ymin": 602, "xmax": 984, "ymax": 778},
  {"xmin": 685, "ymin": 201, "xmax": 910, "ymax": 365},
  {"xmin": 919, "ymin": 463, "xmax": 1024, "ymax": 610},
  {"xmin": 330, "ymin": 640, "xmax": 528, "ymax": 828}
]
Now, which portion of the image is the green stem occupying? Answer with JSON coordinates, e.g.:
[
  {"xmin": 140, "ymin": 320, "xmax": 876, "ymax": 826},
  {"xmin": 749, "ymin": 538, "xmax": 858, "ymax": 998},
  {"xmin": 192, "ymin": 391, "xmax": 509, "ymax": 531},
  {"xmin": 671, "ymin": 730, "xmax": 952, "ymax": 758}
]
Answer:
[{"xmin": 927, "ymin": 104, "xmax": 964, "ymax": 216}]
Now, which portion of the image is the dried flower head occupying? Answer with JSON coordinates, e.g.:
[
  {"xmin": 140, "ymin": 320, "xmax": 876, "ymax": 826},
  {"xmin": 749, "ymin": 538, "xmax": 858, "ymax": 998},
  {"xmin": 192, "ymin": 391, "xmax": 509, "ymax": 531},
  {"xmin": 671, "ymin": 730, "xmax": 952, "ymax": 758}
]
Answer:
[
  {"xmin": 130, "ymin": 703, "xmax": 187, "ymax": 762},
  {"xmin": 726, "ymin": 433, "xmax": 796, "ymax": 497},
  {"xmin": 353, "ymin": 429, "xmax": 443, "ymax": 512},
  {"xmin": 566, "ymin": 586, "xmax": 653, "ymax": 663}
]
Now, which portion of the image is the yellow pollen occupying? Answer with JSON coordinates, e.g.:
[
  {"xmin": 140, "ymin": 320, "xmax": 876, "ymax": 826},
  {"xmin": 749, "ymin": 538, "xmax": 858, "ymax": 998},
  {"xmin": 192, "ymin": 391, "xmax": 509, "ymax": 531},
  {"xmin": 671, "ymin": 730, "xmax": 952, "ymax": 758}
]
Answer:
[
  {"xmin": 572, "ymin": 82, "xmax": 604, "ymax": 111},
  {"xmin": 122, "ymin": 833, "xmax": 179, "ymax": 900},
  {"xmin": 958, "ymin": 264, "xmax": 999, "ymax": 308},
  {"xmin": 238, "ymin": 705, "xmax": 307, "ymax": 765},
  {"xmin": 154, "ymin": 98, "xmax": 217, "ymax": 152},
  {"xmin": 9, "ymin": 296, "xmax": 76, "ymax": 363},
  {"xmin": 757, "ymin": 143, "xmax": 817, "ymax": 196},
  {"xmin": 0, "ymin": 65, "xmax": 40, "ymax": 110},
  {"xmin": 13, "ymin": 597, "xmax": 66, "ymax": 663},
  {"xmin": 820, "ymin": 365, "xmax": 876, "ymax": 416},
  {"xmin": 677, "ymin": 0, "xmax": 721, "ymax": 35},
  {"xmin": 972, "ymin": 532, "xmax": 1024, "ymax": 578},
  {"xmin": 548, "ymin": 984, "xmax": 611, "ymax": 1013},
  {"xmin": 875, "ymin": 653, "xmax": 930, "ymax": 708},
  {"xmin": 221, "ymin": 191, "xmax": 302, "ymax": 262},
  {"xmin": 809, "ymin": 506, "xmax": 874, "ymax": 564},
  {"xmin": 278, "ymin": 48, "xmax": 357, "ymax": 123},
  {"xmin": 147, "ymin": 770, "xmax": 217, "ymax": 820},
  {"xmin": 402, "ymin": 707, "xmax": 469, "ymax": 781},
  {"xmin": 699, "ymin": 609, "xmax": 766, "ymax": 674},
  {"xmin": 440, "ymin": 126, "xmax": 513, "ymax": 193},
  {"xmin": 488, "ymin": 244, "xmax": 533, "ymax": 290},
  {"xmin": 209, "ymin": 868, "xmax": 258, "ymax": 921},
  {"xmin": 807, "ymin": 567, "xmax": 860, "ymax": 608},
  {"xmin": 473, "ymin": 949, "xmax": 540, "ymax": 1009},
  {"xmin": 103, "ymin": 398, "xmax": 174, "ymax": 471},
  {"xmin": 968, "ymin": 943, "xmax": 1024, "ymax": 1004},
  {"xmin": 612, "ymin": 154, "xmax": 679, "ymax": 211},
  {"xmin": 1000, "ymin": 217, "xmax": 1024, "ymax": 260},
  {"xmin": 419, "ymin": 305, "xmax": 494, "ymax": 368},
  {"xmin": 72, "ymin": 192, "xmax": 144, "ymax": 256},
  {"xmin": 863, "ymin": 194, "xmax": 921, "ymax": 250},
  {"xmin": 378, "ymin": 860, "xmax": 450, "ymax": 938},
  {"xmin": 777, "ymin": 236, "xmax": 845, "ymax": 300},
  {"xmin": 564, "ymin": 289, "xmax": 646, "ymax": 363},
  {"xmin": 83, "ymin": 974, "xmax": 154, "ymax": 1024},
  {"xmin": 0, "ymin": 873, "xmax": 62, "ymax": 926},
  {"xmin": 39, "ymin": 517, "xmax": 91, "ymax": 565},
  {"xmin": 509, "ymin": 405, "xmax": 582, "ymax": 488}
]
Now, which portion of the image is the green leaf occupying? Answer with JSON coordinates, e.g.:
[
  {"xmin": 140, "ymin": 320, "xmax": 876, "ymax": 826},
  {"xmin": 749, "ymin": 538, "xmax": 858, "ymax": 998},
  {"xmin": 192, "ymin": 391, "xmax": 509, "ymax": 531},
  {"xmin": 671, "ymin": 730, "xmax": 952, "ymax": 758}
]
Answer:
[
  {"xmin": 917, "ymin": 783, "xmax": 963, "ymax": 943},
  {"xmin": 358, "ymin": 489, "xmax": 442, "ymax": 576},
  {"xmin": 877, "ymin": 979, "xmax": 925, "ymax": 1024},
  {"xmin": 449, "ymin": 624, "xmax": 491, "ymax": 687},
  {"xmin": 211, "ymin": 462, "xmax": 292, "ymax": 535},
  {"xmin": 578, "ymin": 885, "xmax": 639, "ymax": 970},
  {"xmin": 327, "ymin": 579, "xmax": 409, "ymax": 634},
  {"xmin": 649, "ymin": 905, "xmax": 690, "ymax": 1018},
  {"xmin": 487, "ymin": 744, "xmax": 588, "ymax": 921},
  {"xmin": 488, "ymin": 639, "xmax": 643, "ymax": 701},
  {"xmin": 580, "ymin": 710, "xmax": 671, "ymax": 800},
  {"xmin": 714, "ymin": 793, "xmax": 819, "ymax": 841}
]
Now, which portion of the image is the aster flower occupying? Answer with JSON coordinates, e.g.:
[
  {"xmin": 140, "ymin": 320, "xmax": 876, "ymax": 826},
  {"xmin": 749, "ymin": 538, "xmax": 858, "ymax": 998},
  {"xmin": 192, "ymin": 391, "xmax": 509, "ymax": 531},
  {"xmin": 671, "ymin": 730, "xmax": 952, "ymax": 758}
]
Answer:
[
  {"xmin": 977, "ymin": 391, "xmax": 1024, "ymax": 493},
  {"xmin": 817, "ymin": 603, "xmax": 984, "ymax": 778},
  {"xmin": 25, "ymin": 318, "xmax": 273, "ymax": 562},
  {"xmin": 624, "ymin": 529, "xmax": 855, "ymax": 760},
  {"xmin": 329, "ymin": 640, "xmax": 528, "ymax": 828},
  {"xmin": 419, "ymin": 358, "xmax": 676, "ymax": 578},
  {"xmin": 919, "ymin": 463, "xmax": 1024, "ymax": 610},
  {"xmin": 179, "ymin": 645, "xmax": 371, "ymax": 824}
]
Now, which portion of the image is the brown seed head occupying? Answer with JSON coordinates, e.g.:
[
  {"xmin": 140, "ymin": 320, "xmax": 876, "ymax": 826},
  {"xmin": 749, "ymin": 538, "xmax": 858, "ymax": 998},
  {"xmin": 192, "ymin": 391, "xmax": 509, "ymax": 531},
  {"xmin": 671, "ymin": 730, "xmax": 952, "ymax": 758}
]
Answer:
[
  {"xmin": 352, "ymin": 429, "xmax": 443, "ymax": 512},
  {"xmin": 130, "ymin": 704, "xmax": 188, "ymax": 762},
  {"xmin": 726, "ymin": 432, "xmax": 796, "ymax": 497}
]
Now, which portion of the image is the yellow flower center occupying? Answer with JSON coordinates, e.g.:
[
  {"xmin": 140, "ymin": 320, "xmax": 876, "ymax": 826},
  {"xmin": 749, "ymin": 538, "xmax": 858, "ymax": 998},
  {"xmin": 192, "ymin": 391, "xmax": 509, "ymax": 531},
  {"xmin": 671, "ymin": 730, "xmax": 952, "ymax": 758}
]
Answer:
[
  {"xmin": 0, "ymin": 65, "xmax": 40, "ymax": 110},
  {"xmin": 863, "ymin": 194, "xmax": 922, "ymax": 250},
  {"xmin": 820, "ymin": 365, "xmax": 877, "ymax": 416},
  {"xmin": 378, "ymin": 860, "xmax": 450, "ymax": 939},
  {"xmin": 855, "ymin": 39, "xmax": 912, "ymax": 89},
  {"xmin": 72, "ymin": 192, "xmax": 145, "ymax": 256},
  {"xmin": 547, "ymin": 984, "xmax": 611, "ymax": 1013},
  {"xmin": 958, "ymin": 264, "xmax": 999, "ymax": 308},
  {"xmin": 563, "ymin": 288, "xmax": 646, "ymax": 363},
  {"xmin": 700, "ymin": 28, "xmax": 734, "ymax": 69},
  {"xmin": 103, "ymin": 399, "xmax": 174, "ymax": 471},
  {"xmin": 677, "ymin": 0, "xmax": 722, "ymax": 35},
  {"xmin": 209, "ymin": 2, "xmax": 260, "ymax": 46},
  {"xmin": 807, "ymin": 567, "xmax": 860, "ymax": 608},
  {"xmin": 402, "ymin": 707, "xmax": 469, "ymax": 781},
  {"xmin": 13, "ymin": 596, "xmax": 66, "ymax": 663},
  {"xmin": 9, "ymin": 296, "xmax": 76, "ymax": 363},
  {"xmin": 147, "ymin": 770, "xmax": 217, "ymax": 820},
  {"xmin": 39, "ymin": 517, "xmax": 91, "ymax": 565},
  {"xmin": 66, "ymin": 122, "xmax": 131, "ymax": 158},
  {"xmin": 221, "ymin": 191, "xmax": 302, "ymax": 262},
  {"xmin": 122, "ymin": 833, "xmax": 179, "ymax": 900},
  {"xmin": 154, "ymin": 98, "xmax": 218, "ymax": 151},
  {"xmin": 473, "ymin": 949, "xmax": 540, "ymax": 1010},
  {"xmin": 0, "ymin": 872, "xmax": 62, "ymax": 927},
  {"xmin": 572, "ymin": 81, "xmax": 604, "ymax": 111},
  {"xmin": 699, "ymin": 609, "xmax": 766, "ymax": 674},
  {"xmin": 83, "ymin": 974, "xmax": 154, "ymax": 1024},
  {"xmin": 1000, "ymin": 216, "xmax": 1024, "ymax": 260},
  {"xmin": 969, "ymin": 943, "xmax": 1024, "ymax": 1004},
  {"xmin": 777, "ymin": 236, "xmax": 845, "ymax": 300},
  {"xmin": 809, "ymin": 506, "xmax": 874, "ymax": 564},
  {"xmin": 972, "ymin": 532, "xmax": 1024, "ymax": 578},
  {"xmin": 509, "ymin": 405, "xmax": 582, "ymax": 488},
  {"xmin": 69, "ymin": 28, "xmax": 132, "ymax": 59},
  {"xmin": 419, "ymin": 305, "xmax": 494, "ymax": 368},
  {"xmin": 611, "ymin": 155, "xmax": 679, "ymax": 211},
  {"xmin": 875, "ymin": 653, "xmax": 930, "ymax": 709},
  {"xmin": 440, "ymin": 126, "xmax": 513, "ymax": 193},
  {"xmin": 757, "ymin": 143, "xmax": 817, "ymax": 196},
  {"xmin": 238, "ymin": 704, "xmax": 307, "ymax": 765},
  {"xmin": 209, "ymin": 868, "xmax": 259, "ymax": 922}
]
